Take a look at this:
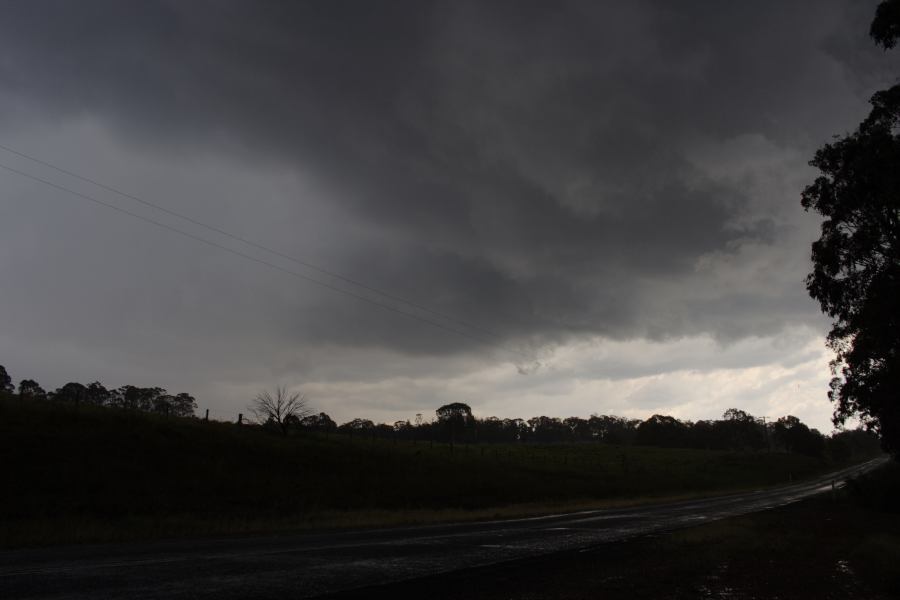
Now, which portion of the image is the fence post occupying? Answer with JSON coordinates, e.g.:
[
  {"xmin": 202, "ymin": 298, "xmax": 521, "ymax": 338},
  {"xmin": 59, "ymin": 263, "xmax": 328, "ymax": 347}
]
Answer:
[
  {"xmin": 204, "ymin": 408, "xmax": 209, "ymax": 422},
  {"xmin": 237, "ymin": 413, "xmax": 243, "ymax": 426}
]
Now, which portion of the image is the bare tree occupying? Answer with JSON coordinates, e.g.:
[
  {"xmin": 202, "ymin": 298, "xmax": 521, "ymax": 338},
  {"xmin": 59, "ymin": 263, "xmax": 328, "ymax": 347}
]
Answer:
[{"xmin": 249, "ymin": 386, "xmax": 311, "ymax": 435}]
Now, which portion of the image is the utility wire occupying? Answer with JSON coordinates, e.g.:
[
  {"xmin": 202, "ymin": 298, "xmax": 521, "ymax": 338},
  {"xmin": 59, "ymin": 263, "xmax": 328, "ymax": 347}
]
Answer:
[
  {"xmin": 0, "ymin": 142, "xmax": 506, "ymax": 341},
  {"xmin": 0, "ymin": 161, "xmax": 528, "ymax": 358}
]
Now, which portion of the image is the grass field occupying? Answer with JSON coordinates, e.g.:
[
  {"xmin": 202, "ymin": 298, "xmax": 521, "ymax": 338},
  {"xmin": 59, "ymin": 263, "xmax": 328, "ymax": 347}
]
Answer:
[{"xmin": 0, "ymin": 396, "xmax": 881, "ymax": 547}]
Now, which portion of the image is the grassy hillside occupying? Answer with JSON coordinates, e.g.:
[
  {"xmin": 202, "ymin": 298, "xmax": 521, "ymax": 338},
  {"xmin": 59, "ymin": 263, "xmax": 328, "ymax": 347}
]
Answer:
[{"xmin": 0, "ymin": 396, "xmax": 878, "ymax": 547}]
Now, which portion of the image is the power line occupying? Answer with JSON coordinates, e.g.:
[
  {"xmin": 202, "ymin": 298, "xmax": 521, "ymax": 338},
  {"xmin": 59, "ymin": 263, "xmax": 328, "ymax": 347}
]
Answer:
[
  {"xmin": 0, "ymin": 142, "xmax": 506, "ymax": 341},
  {"xmin": 0, "ymin": 161, "xmax": 528, "ymax": 358}
]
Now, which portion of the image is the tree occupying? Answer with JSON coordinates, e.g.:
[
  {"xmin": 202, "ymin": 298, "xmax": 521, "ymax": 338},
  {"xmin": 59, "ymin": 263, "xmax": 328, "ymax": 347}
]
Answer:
[
  {"xmin": 337, "ymin": 418, "xmax": 375, "ymax": 437},
  {"xmin": 84, "ymin": 381, "xmax": 111, "ymax": 406},
  {"xmin": 110, "ymin": 385, "xmax": 150, "ymax": 410},
  {"xmin": 772, "ymin": 416, "xmax": 825, "ymax": 458},
  {"xmin": 720, "ymin": 408, "xmax": 765, "ymax": 451},
  {"xmin": 299, "ymin": 412, "xmax": 337, "ymax": 433},
  {"xmin": 871, "ymin": 0, "xmax": 900, "ymax": 48},
  {"xmin": 52, "ymin": 382, "xmax": 88, "ymax": 405},
  {"xmin": 0, "ymin": 365, "xmax": 12, "ymax": 394},
  {"xmin": 588, "ymin": 414, "xmax": 639, "ymax": 445},
  {"xmin": 635, "ymin": 414, "xmax": 690, "ymax": 448},
  {"xmin": 166, "ymin": 392, "xmax": 197, "ymax": 417},
  {"xmin": 802, "ymin": 3, "xmax": 900, "ymax": 455},
  {"xmin": 527, "ymin": 416, "xmax": 569, "ymax": 442},
  {"xmin": 475, "ymin": 416, "xmax": 523, "ymax": 443},
  {"xmin": 436, "ymin": 402, "xmax": 473, "ymax": 423},
  {"xmin": 249, "ymin": 386, "xmax": 311, "ymax": 436},
  {"xmin": 563, "ymin": 416, "xmax": 592, "ymax": 442},
  {"xmin": 18, "ymin": 379, "xmax": 46, "ymax": 400},
  {"xmin": 478, "ymin": 416, "xmax": 505, "ymax": 442},
  {"xmin": 435, "ymin": 402, "xmax": 473, "ymax": 445}
]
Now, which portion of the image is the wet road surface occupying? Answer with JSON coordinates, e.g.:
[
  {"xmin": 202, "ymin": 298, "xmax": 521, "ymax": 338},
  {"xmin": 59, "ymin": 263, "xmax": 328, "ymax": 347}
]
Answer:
[{"xmin": 0, "ymin": 458, "xmax": 886, "ymax": 599}]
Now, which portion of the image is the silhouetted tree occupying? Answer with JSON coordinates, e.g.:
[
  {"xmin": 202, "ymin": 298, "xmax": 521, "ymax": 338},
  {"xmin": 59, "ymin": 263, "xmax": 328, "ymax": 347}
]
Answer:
[
  {"xmin": 802, "ymin": 2, "xmax": 900, "ymax": 456},
  {"xmin": 589, "ymin": 415, "xmax": 639, "ymax": 444},
  {"xmin": 151, "ymin": 393, "xmax": 173, "ymax": 414},
  {"xmin": 108, "ymin": 386, "xmax": 170, "ymax": 411},
  {"xmin": 527, "ymin": 416, "xmax": 569, "ymax": 442},
  {"xmin": 772, "ymin": 416, "xmax": 825, "ymax": 458},
  {"xmin": 338, "ymin": 418, "xmax": 375, "ymax": 437},
  {"xmin": 436, "ymin": 402, "xmax": 473, "ymax": 422},
  {"xmin": 299, "ymin": 412, "xmax": 337, "ymax": 433},
  {"xmin": 871, "ymin": 0, "xmax": 900, "ymax": 48},
  {"xmin": 475, "ymin": 417, "xmax": 524, "ymax": 443},
  {"xmin": 84, "ymin": 381, "xmax": 111, "ymax": 406},
  {"xmin": 436, "ymin": 402, "xmax": 474, "ymax": 444},
  {"xmin": 18, "ymin": 379, "xmax": 46, "ymax": 400},
  {"xmin": 564, "ymin": 417, "xmax": 593, "ymax": 442},
  {"xmin": 635, "ymin": 414, "xmax": 690, "ymax": 448},
  {"xmin": 478, "ymin": 416, "xmax": 505, "ymax": 442},
  {"xmin": 141, "ymin": 388, "xmax": 167, "ymax": 412},
  {"xmin": 0, "ymin": 365, "xmax": 12, "ymax": 394},
  {"xmin": 507, "ymin": 418, "xmax": 529, "ymax": 442},
  {"xmin": 373, "ymin": 423, "xmax": 394, "ymax": 438},
  {"xmin": 393, "ymin": 420, "xmax": 412, "ymax": 435},
  {"xmin": 82, "ymin": 384, "xmax": 194, "ymax": 416},
  {"xmin": 829, "ymin": 428, "xmax": 882, "ymax": 460},
  {"xmin": 720, "ymin": 408, "xmax": 766, "ymax": 451},
  {"xmin": 169, "ymin": 392, "xmax": 197, "ymax": 417},
  {"xmin": 249, "ymin": 386, "xmax": 311, "ymax": 436},
  {"xmin": 52, "ymin": 382, "xmax": 88, "ymax": 405}
]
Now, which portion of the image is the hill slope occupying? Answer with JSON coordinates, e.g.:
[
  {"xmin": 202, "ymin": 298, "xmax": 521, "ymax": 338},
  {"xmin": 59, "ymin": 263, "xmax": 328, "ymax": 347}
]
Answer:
[{"xmin": 0, "ymin": 397, "xmax": 875, "ymax": 546}]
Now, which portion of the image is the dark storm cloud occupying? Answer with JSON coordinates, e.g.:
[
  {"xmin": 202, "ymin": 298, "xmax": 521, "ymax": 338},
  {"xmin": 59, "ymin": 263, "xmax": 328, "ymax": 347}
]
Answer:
[{"xmin": 0, "ymin": 0, "xmax": 890, "ymax": 355}]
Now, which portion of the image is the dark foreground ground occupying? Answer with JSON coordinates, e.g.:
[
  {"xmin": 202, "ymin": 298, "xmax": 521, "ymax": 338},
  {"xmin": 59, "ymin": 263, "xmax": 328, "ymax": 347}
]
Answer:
[
  {"xmin": 0, "ymin": 459, "xmax": 890, "ymax": 599},
  {"xmin": 328, "ymin": 461, "xmax": 900, "ymax": 600},
  {"xmin": 5, "ymin": 396, "xmax": 877, "ymax": 547}
]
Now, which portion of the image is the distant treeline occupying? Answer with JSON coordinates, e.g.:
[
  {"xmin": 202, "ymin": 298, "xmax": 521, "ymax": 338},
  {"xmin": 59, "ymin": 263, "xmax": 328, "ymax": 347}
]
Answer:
[
  {"xmin": 0, "ymin": 365, "xmax": 878, "ymax": 460},
  {"xmin": 316, "ymin": 404, "xmax": 877, "ymax": 461},
  {"xmin": 0, "ymin": 365, "xmax": 196, "ymax": 418}
]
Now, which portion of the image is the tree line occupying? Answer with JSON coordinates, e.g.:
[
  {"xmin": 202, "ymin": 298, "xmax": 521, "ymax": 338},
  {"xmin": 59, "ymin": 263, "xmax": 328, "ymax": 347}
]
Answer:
[
  {"xmin": 334, "ymin": 403, "xmax": 873, "ymax": 460},
  {"xmin": 0, "ymin": 364, "xmax": 196, "ymax": 417},
  {"xmin": 2, "ymin": 364, "xmax": 877, "ymax": 460},
  {"xmin": 249, "ymin": 390, "xmax": 877, "ymax": 460}
]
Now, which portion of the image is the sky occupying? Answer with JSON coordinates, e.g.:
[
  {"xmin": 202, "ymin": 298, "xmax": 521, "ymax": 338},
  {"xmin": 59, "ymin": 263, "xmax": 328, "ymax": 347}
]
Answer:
[{"xmin": 0, "ymin": 1, "xmax": 895, "ymax": 431}]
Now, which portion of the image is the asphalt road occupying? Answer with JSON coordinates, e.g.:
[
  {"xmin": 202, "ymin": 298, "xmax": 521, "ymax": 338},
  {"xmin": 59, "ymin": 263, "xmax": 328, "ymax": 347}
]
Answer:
[{"xmin": 0, "ymin": 457, "xmax": 887, "ymax": 599}]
